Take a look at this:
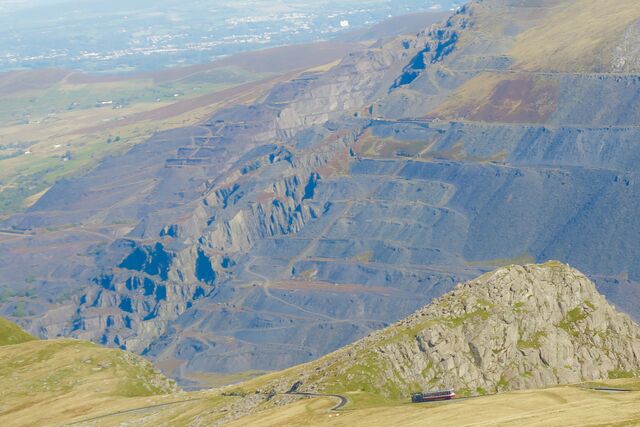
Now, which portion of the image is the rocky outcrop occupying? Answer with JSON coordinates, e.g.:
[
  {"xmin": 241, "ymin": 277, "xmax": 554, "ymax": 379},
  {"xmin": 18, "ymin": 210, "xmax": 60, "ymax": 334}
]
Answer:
[
  {"xmin": 613, "ymin": 19, "xmax": 640, "ymax": 72},
  {"xmin": 204, "ymin": 173, "xmax": 321, "ymax": 254},
  {"xmin": 71, "ymin": 143, "xmax": 336, "ymax": 353},
  {"xmin": 72, "ymin": 270, "xmax": 209, "ymax": 353},
  {"xmin": 275, "ymin": 262, "xmax": 640, "ymax": 397},
  {"xmin": 392, "ymin": 4, "xmax": 474, "ymax": 88}
]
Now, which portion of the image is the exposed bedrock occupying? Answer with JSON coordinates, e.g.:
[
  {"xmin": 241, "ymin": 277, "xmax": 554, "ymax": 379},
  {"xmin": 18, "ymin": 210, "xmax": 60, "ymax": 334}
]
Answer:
[
  {"xmin": 2, "ymin": 0, "xmax": 640, "ymax": 385},
  {"xmin": 268, "ymin": 263, "xmax": 640, "ymax": 398}
]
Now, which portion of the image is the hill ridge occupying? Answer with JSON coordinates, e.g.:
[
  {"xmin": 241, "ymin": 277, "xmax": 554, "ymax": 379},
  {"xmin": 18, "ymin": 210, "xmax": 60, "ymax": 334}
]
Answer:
[
  {"xmin": 246, "ymin": 262, "xmax": 640, "ymax": 398},
  {"xmin": 0, "ymin": 316, "xmax": 35, "ymax": 347}
]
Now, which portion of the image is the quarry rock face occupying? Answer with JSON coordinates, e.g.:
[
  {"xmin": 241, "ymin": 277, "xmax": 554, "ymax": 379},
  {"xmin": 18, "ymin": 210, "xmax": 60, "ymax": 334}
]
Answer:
[{"xmin": 284, "ymin": 263, "xmax": 640, "ymax": 396}]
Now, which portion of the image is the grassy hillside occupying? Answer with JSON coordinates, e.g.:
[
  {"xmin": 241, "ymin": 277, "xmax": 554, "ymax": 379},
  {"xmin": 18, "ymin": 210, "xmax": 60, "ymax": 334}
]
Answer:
[
  {"xmin": 0, "ymin": 316, "xmax": 35, "ymax": 346},
  {"xmin": 510, "ymin": 0, "xmax": 640, "ymax": 72},
  {"xmin": 1, "ymin": 269, "xmax": 640, "ymax": 426},
  {"xmin": 16, "ymin": 376, "xmax": 638, "ymax": 426},
  {"xmin": 0, "ymin": 318, "xmax": 178, "ymax": 427},
  {"xmin": 223, "ymin": 379, "xmax": 640, "ymax": 427},
  {"xmin": 425, "ymin": 0, "xmax": 640, "ymax": 124}
]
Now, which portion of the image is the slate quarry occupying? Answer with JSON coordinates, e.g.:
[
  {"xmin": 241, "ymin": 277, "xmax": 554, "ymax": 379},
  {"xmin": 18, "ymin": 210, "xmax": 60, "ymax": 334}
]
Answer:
[{"xmin": 2, "ymin": 0, "xmax": 640, "ymax": 387}]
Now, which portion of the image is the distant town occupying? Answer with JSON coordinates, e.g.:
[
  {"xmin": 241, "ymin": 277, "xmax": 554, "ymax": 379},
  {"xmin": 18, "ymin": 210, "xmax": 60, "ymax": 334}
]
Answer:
[{"xmin": 0, "ymin": 0, "xmax": 458, "ymax": 73}]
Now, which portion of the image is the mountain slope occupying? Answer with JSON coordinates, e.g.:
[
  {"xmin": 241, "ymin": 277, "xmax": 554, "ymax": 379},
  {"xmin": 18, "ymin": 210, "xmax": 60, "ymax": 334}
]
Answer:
[
  {"xmin": 223, "ymin": 379, "xmax": 640, "ymax": 427},
  {"xmin": 0, "ymin": 319, "xmax": 178, "ymax": 427},
  {"xmin": 2, "ymin": 0, "xmax": 640, "ymax": 386},
  {"xmin": 1, "ymin": 265, "xmax": 639, "ymax": 427},
  {"xmin": 0, "ymin": 316, "xmax": 35, "ymax": 346},
  {"xmin": 73, "ymin": 262, "xmax": 640, "ymax": 426},
  {"xmin": 240, "ymin": 262, "xmax": 640, "ymax": 400},
  {"xmin": 510, "ymin": 0, "xmax": 640, "ymax": 72}
]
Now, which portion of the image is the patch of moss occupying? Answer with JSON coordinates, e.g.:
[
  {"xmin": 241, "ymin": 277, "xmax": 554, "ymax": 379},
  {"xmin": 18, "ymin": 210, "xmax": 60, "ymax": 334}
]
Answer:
[
  {"xmin": 322, "ymin": 352, "xmax": 404, "ymax": 399},
  {"xmin": 449, "ymin": 309, "xmax": 491, "ymax": 327},
  {"xmin": 517, "ymin": 330, "xmax": 547, "ymax": 349},
  {"xmin": 608, "ymin": 369, "xmax": 635, "ymax": 380},
  {"xmin": 567, "ymin": 307, "xmax": 588, "ymax": 322},
  {"xmin": 496, "ymin": 375, "xmax": 510, "ymax": 391},
  {"xmin": 476, "ymin": 387, "xmax": 487, "ymax": 395},
  {"xmin": 542, "ymin": 260, "xmax": 566, "ymax": 269},
  {"xmin": 378, "ymin": 319, "xmax": 442, "ymax": 346},
  {"xmin": 457, "ymin": 387, "xmax": 472, "ymax": 397},
  {"xmin": 558, "ymin": 307, "xmax": 589, "ymax": 337},
  {"xmin": 513, "ymin": 301, "xmax": 528, "ymax": 314},
  {"xmin": 596, "ymin": 330, "xmax": 608, "ymax": 341}
]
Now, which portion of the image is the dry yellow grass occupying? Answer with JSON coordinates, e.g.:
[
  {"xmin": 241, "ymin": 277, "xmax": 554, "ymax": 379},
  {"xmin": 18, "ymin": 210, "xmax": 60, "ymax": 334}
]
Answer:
[
  {"xmin": 511, "ymin": 0, "xmax": 640, "ymax": 72},
  {"xmin": 427, "ymin": 71, "xmax": 560, "ymax": 123},
  {"xmin": 4, "ymin": 365, "xmax": 638, "ymax": 427},
  {"xmin": 0, "ymin": 339, "xmax": 178, "ymax": 427},
  {"xmin": 223, "ymin": 383, "xmax": 640, "ymax": 427}
]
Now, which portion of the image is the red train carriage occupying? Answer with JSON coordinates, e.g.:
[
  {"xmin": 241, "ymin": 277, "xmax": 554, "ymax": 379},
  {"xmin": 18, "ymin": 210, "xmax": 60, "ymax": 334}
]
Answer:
[{"xmin": 411, "ymin": 390, "xmax": 456, "ymax": 403}]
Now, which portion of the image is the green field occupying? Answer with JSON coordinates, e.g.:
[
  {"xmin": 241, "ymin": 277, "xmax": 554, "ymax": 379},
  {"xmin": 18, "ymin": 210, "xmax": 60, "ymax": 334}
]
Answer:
[{"xmin": 0, "ymin": 65, "xmax": 267, "ymax": 217}]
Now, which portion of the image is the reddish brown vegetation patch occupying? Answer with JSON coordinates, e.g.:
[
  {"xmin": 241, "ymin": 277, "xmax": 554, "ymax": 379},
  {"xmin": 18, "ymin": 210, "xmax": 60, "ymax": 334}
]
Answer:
[
  {"xmin": 428, "ymin": 74, "xmax": 561, "ymax": 124},
  {"xmin": 469, "ymin": 77, "xmax": 559, "ymax": 123},
  {"xmin": 0, "ymin": 68, "xmax": 70, "ymax": 95}
]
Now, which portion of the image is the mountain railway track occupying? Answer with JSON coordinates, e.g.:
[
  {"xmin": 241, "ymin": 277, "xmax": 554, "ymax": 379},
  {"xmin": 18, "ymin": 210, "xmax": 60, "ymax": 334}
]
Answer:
[
  {"xmin": 64, "ymin": 398, "xmax": 208, "ymax": 426},
  {"xmin": 285, "ymin": 391, "xmax": 349, "ymax": 411}
]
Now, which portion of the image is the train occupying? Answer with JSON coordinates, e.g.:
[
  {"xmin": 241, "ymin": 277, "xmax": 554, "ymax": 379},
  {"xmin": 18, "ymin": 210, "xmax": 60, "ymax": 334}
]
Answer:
[{"xmin": 411, "ymin": 390, "xmax": 456, "ymax": 403}]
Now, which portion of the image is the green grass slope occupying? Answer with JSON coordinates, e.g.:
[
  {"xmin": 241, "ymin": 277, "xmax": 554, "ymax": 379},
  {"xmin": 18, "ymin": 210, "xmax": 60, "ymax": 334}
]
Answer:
[
  {"xmin": 0, "ymin": 316, "xmax": 35, "ymax": 346},
  {"xmin": 0, "ymin": 318, "xmax": 179, "ymax": 427}
]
